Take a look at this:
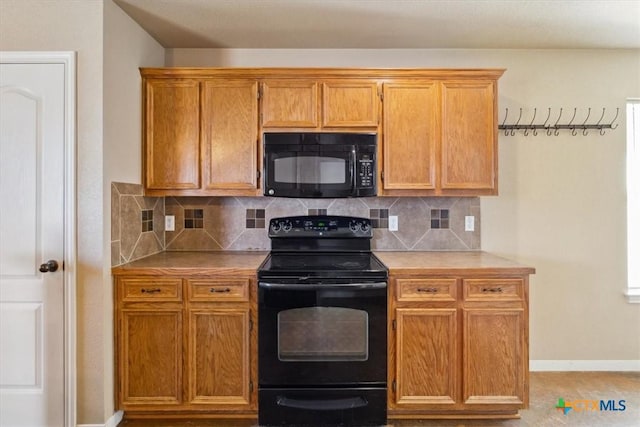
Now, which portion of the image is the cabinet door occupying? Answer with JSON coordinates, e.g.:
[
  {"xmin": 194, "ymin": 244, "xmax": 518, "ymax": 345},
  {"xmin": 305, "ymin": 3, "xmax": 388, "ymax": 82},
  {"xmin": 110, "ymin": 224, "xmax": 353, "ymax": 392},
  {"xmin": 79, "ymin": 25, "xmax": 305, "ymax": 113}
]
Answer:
[
  {"xmin": 120, "ymin": 309, "xmax": 183, "ymax": 406},
  {"xmin": 261, "ymin": 80, "xmax": 318, "ymax": 127},
  {"xmin": 202, "ymin": 80, "xmax": 259, "ymax": 192},
  {"xmin": 394, "ymin": 308, "xmax": 457, "ymax": 408},
  {"xmin": 144, "ymin": 79, "xmax": 200, "ymax": 190},
  {"xmin": 440, "ymin": 81, "xmax": 497, "ymax": 193},
  {"xmin": 322, "ymin": 81, "xmax": 379, "ymax": 127},
  {"xmin": 188, "ymin": 308, "xmax": 251, "ymax": 408},
  {"xmin": 382, "ymin": 82, "xmax": 438, "ymax": 191},
  {"xmin": 463, "ymin": 308, "xmax": 525, "ymax": 407}
]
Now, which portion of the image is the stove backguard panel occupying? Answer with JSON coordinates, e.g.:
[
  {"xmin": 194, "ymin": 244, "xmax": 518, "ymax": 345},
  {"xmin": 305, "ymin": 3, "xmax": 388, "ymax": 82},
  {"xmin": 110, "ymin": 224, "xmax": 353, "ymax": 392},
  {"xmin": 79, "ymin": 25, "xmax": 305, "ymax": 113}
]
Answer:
[{"xmin": 111, "ymin": 182, "xmax": 480, "ymax": 266}]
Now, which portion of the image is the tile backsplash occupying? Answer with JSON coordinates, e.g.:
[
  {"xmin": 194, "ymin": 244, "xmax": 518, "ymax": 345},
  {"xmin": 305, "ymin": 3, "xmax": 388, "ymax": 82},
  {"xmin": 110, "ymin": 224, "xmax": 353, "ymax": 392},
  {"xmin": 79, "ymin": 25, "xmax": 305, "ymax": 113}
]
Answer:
[
  {"xmin": 111, "ymin": 182, "xmax": 480, "ymax": 266},
  {"xmin": 111, "ymin": 182, "xmax": 164, "ymax": 266}
]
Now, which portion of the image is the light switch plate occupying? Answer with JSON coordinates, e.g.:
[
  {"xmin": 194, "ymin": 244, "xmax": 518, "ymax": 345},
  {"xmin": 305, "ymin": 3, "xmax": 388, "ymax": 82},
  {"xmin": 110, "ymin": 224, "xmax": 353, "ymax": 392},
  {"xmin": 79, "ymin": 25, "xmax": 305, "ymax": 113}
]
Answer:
[
  {"xmin": 165, "ymin": 215, "xmax": 175, "ymax": 231},
  {"xmin": 465, "ymin": 216, "xmax": 475, "ymax": 232},
  {"xmin": 388, "ymin": 215, "xmax": 399, "ymax": 231}
]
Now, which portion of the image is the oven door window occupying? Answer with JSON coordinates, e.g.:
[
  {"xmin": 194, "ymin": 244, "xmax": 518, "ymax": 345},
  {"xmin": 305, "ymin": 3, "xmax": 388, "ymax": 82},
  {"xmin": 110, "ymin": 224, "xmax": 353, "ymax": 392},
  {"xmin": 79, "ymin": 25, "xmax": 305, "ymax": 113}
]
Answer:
[{"xmin": 277, "ymin": 307, "xmax": 368, "ymax": 362}]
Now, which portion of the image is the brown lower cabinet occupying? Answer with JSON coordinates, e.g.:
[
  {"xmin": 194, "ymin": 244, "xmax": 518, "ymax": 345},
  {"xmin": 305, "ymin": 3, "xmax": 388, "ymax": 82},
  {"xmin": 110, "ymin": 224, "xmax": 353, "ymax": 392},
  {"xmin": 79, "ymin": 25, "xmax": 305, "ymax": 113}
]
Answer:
[
  {"xmin": 389, "ymin": 276, "xmax": 529, "ymax": 418},
  {"xmin": 115, "ymin": 271, "xmax": 528, "ymax": 419},
  {"xmin": 115, "ymin": 275, "xmax": 257, "ymax": 416}
]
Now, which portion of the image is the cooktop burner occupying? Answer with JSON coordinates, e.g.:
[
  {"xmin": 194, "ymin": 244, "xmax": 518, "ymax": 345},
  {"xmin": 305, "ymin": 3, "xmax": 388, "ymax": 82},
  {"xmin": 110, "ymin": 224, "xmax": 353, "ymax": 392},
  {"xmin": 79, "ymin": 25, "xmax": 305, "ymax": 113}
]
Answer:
[
  {"xmin": 259, "ymin": 252, "xmax": 386, "ymax": 277},
  {"xmin": 258, "ymin": 215, "xmax": 388, "ymax": 281}
]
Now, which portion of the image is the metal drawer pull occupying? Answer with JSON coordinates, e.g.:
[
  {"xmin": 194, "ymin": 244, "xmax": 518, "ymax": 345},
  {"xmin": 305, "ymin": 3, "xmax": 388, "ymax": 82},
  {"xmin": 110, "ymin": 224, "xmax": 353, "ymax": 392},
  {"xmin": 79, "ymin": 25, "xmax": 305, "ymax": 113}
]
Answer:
[
  {"xmin": 482, "ymin": 287, "xmax": 503, "ymax": 293},
  {"xmin": 210, "ymin": 287, "xmax": 231, "ymax": 293},
  {"xmin": 417, "ymin": 287, "xmax": 438, "ymax": 293},
  {"xmin": 141, "ymin": 288, "xmax": 161, "ymax": 294}
]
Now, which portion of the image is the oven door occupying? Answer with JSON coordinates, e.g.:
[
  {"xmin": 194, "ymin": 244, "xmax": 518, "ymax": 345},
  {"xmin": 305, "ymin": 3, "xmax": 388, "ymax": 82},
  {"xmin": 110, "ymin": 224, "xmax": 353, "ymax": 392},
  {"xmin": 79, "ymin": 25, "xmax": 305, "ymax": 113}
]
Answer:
[
  {"xmin": 264, "ymin": 144, "xmax": 356, "ymax": 198},
  {"xmin": 258, "ymin": 281, "xmax": 387, "ymax": 386}
]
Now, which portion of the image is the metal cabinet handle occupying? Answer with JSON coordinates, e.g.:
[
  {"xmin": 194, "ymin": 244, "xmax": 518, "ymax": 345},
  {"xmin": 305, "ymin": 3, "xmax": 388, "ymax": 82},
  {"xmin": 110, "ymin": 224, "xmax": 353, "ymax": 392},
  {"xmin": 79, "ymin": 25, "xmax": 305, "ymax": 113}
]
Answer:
[
  {"xmin": 482, "ymin": 287, "xmax": 503, "ymax": 293},
  {"xmin": 417, "ymin": 287, "xmax": 438, "ymax": 293},
  {"xmin": 210, "ymin": 287, "xmax": 231, "ymax": 293},
  {"xmin": 39, "ymin": 260, "xmax": 59, "ymax": 273},
  {"xmin": 141, "ymin": 288, "xmax": 161, "ymax": 294}
]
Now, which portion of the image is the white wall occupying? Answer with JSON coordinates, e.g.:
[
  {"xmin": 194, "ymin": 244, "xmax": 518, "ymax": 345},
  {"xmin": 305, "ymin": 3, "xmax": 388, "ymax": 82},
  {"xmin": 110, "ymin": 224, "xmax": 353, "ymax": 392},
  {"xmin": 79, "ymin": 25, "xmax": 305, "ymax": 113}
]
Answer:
[
  {"xmin": 103, "ymin": 0, "xmax": 164, "ymax": 422},
  {"xmin": 167, "ymin": 48, "xmax": 640, "ymax": 362}
]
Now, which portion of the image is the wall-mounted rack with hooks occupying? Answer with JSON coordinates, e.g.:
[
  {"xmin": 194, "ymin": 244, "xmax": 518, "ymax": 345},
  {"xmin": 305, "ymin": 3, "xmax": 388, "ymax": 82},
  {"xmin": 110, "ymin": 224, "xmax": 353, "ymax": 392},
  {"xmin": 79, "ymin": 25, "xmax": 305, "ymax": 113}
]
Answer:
[{"xmin": 498, "ymin": 107, "xmax": 619, "ymax": 136}]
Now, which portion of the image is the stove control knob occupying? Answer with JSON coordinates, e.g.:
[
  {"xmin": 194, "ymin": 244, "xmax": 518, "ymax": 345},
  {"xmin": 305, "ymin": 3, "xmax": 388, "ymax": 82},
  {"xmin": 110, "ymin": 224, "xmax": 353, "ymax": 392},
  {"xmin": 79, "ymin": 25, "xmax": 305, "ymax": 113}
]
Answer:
[
  {"xmin": 361, "ymin": 222, "xmax": 370, "ymax": 233},
  {"xmin": 349, "ymin": 221, "xmax": 360, "ymax": 233},
  {"xmin": 271, "ymin": 222, "xmax": 282, "ymax": 233},
  {"xmin": 282, "ymin": 221, "xmax": 292, "ymax": 232}
]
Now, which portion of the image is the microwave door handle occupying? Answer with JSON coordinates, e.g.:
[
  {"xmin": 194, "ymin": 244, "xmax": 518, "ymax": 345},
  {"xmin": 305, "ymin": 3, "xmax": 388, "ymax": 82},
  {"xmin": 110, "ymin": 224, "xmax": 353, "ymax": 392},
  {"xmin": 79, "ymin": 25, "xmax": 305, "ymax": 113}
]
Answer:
[{"xmin": 351, "ymin": 149, "xmax": 356, "ymax": 187}]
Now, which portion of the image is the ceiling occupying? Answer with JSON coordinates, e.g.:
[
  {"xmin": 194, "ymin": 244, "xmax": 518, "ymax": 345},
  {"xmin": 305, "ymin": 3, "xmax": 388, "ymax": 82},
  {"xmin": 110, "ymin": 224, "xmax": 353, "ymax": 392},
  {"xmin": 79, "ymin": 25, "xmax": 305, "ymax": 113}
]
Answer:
[{"xmin": 114, "ymin": 0, "xmax": 640, "ymax": 49}]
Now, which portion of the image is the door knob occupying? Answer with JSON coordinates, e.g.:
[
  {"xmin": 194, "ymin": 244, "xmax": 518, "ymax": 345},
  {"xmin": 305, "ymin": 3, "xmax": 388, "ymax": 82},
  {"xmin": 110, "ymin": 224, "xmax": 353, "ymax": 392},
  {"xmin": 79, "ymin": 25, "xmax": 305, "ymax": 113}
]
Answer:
[{"xmin": 39, "ymin": 260, "xmax": 59, "ymax": 273}]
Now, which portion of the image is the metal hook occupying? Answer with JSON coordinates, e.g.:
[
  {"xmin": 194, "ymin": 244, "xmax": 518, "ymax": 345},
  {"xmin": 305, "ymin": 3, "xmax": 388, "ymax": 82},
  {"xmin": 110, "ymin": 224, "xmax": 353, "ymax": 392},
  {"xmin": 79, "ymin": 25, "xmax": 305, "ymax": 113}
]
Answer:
[
  {"xmin": 553, "ymin": 108, "xmax": 563, "ymax": 136},
  {"xmin": 568, "ymin": 108, "xmax": 578, "ymax": 136},
  {"xmin": 502, "ymin": 108, "xmax": 510, "ymax": 136},
  {"xmin": 582, "ymin": 107, "xmax": 591, "ymax": 136},
  {"xmin": 524, "ymin": 108, "xmax": 537, "ymax": 136},
  {"xmin": 595, "ymin": 107, "xmax": 608, "ymax": 135},
  {"xmin": 610, "ymin": 107, "xmax": 620, "ymax": 130},
  {"xmin": 512, "ymin": 108, "xmax": 522, "ymax": 136},
  {"xmin": 543, "ymin": 108, "xmax": 553, "ymax": 136}
]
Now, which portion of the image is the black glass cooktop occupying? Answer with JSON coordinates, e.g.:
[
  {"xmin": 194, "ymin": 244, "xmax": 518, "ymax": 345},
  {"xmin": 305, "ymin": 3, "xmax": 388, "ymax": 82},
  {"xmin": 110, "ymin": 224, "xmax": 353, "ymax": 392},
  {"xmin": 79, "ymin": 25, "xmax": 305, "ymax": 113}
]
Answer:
[{"xmin": 258, "ymin": 252, "xmax": 388, "ymax": 281}]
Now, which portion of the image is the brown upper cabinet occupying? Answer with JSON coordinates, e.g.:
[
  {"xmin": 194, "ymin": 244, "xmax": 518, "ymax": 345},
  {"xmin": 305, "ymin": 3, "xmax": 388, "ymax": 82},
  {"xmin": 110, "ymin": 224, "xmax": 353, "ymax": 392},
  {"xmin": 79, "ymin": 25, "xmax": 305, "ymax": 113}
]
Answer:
[
  {"xmin": 140, "ymin": 68, "xmax": 503, "ymax": 197},
  {"xmin": 261, "ymin": 80, "xmax": 319, "ymax": 127},
  {"xmin": 440, "ymin": 81, "xmax": 497, "ymax": 193},
  {"xmin": 261, "ymin": 79, "xmax": 379, "ymax": 129},
  {"xmin": 143, "ymin": 76, "xmax": 260, "ymax": 196},
  {"xmin": 382, "ymin": 81, "xmax": 439, "ymax": 191},
  {"xmin": 381, "ymin": 78, "xmax": 499, "ymax": 196},
  {"xmin": 201, "ymin": 80, "xmax": 259, "ymax": 193},
  {"xmin": 321, "ymin": 80, "xmax": 379, "ymax": 128},
  {"xmin": 144, "ymin": 79, "xmax": 201, "ymax": 191}
]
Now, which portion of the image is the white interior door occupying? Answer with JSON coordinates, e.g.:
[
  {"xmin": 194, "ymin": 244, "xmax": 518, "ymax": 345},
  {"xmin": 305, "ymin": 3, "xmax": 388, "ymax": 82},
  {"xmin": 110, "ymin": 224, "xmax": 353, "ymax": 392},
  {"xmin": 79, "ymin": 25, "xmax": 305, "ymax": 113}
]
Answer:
[{"xmin": 0, "ymin": 61, "xmax": 66, "ymax": 426}]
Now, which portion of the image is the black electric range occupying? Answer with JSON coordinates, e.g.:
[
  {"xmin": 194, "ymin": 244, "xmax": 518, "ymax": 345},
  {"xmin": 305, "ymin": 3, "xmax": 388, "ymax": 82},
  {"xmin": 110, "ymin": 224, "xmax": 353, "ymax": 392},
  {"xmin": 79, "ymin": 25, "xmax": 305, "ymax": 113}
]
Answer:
[{"xmin": 257, "ymin": 215, "xmax": 388, "ymax": 426}]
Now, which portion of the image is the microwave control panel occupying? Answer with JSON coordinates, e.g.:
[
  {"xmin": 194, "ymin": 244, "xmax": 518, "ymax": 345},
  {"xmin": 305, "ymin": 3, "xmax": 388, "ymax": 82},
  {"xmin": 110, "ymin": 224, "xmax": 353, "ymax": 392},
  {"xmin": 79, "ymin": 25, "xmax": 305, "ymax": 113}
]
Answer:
[{"xmin": 358, "ymin": 155, "xmax": 374, "ymax": 188}]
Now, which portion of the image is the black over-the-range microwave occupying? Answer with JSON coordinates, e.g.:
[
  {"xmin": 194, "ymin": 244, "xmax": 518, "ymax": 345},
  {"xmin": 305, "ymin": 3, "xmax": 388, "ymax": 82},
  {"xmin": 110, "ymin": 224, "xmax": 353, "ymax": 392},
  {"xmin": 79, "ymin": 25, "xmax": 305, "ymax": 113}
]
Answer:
[{"xmin": 263, "ymin": 132, "xmax": 377, "ymax": 198}]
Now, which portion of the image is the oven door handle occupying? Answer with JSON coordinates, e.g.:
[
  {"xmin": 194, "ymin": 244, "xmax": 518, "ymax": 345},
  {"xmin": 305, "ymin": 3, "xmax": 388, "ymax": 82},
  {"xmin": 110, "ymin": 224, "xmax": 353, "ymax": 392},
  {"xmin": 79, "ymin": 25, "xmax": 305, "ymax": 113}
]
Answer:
[
  {"xmin": 276, "ymin": 395, "xmax": 368, "ymax": 411},
  {"xmin": 259, "ymin": 281, "xmax": 387, "ymax": 290}
]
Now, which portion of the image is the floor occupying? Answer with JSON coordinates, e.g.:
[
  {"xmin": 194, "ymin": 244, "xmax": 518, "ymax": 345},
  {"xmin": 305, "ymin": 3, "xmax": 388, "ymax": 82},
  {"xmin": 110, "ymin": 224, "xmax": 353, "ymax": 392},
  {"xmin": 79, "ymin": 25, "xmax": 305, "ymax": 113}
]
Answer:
[{"xmin": 118, "ymin": 372, "xmax": 640, "ymax": 427}]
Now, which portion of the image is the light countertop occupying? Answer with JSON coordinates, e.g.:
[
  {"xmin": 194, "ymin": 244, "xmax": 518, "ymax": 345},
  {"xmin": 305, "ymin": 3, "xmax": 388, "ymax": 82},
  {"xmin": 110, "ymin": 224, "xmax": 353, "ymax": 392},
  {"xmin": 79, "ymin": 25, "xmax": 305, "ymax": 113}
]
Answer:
[
  {"xmin": 374, "ymin": 251, "xmax": 535, "ymax": 276},
  {"xmin": 112, "ymin": 250, "xmax": 535, "ymax": 276},
  {"xmin": 111, "ymin": 251, "xmax": 268, "ymax": 276}
]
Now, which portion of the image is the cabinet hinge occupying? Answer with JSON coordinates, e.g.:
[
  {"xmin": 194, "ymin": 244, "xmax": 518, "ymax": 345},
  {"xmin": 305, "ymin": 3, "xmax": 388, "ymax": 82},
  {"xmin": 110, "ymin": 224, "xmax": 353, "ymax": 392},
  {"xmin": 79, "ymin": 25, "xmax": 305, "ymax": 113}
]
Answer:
[
  {"xmin": 392, "ymin": 319, "xmax": 396, "ymax": 330},
  {"xmin": 379, "ymin": 90, "xmax": 384, "ymax": 101},
  {"xmin": 381, "ymin": 171, "xmax": 385, "ymax": 182},
  {"xmin": 257, "ymin": 87, "xmax": 261, "ymax": 99},
  {"xmin": 256, "ymin": 170, "xmax": 261, "ymax": 180},
  {"xmin": 250, "ymin": 381, "xmax": 254, "ymax": 392},
  {"xmin": 249, "ymin": 319, "xmax": 254, "ymax": 332},
  {"xmin": 392, "ymin": 380, "xmax": 396, "ymax": 392}
]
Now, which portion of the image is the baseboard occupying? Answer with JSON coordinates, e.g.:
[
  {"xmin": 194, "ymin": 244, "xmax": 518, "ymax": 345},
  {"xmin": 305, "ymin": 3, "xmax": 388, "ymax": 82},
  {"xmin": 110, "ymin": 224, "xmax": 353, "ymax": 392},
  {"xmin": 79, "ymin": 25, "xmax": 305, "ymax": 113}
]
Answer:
[
  {"xmin": 530, "ymin": 360, "xmax": 640, "ymax": 371},
  {"xmin": 77, "ymin": 410, "xmax": 123, "ymax": 427}
]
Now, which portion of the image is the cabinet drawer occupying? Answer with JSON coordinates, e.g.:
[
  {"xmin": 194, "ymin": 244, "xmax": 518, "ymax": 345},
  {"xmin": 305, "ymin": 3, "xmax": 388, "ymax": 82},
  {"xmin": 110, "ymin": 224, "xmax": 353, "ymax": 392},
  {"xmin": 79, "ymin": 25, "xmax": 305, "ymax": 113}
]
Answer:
[
  {"xmin": 396, "ymin": 278, "xmax": 457, "ymax": 302},
  {"xmin": 120, "ymin": 278, "xmax": 182, "ymax": 302},
  {"xmin": 187, "ymin": 279, "xmax": 250, "ymax": 302},
  {"xmin": 463, "ymin": 279, "xmax": 524, "ymax": 302}
]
